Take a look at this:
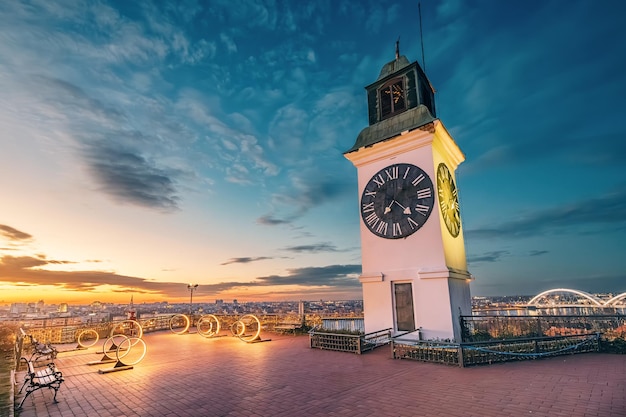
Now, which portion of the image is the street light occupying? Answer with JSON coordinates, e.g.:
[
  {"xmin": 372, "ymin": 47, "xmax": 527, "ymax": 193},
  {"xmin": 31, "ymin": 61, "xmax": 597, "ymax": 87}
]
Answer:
[{"xmin": 187, "ymin": 283, "xmax": 198, "ymax": 316}]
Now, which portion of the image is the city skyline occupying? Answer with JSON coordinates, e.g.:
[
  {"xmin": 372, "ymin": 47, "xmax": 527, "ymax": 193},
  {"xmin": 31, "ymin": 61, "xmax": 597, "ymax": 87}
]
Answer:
[{"xmin": 2, "ymin": 1, "xmax": 626, "ymax": 304}]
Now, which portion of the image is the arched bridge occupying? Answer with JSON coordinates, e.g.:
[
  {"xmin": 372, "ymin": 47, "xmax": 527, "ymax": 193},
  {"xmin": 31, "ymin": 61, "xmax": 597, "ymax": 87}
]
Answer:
[{"xmin": 527, "ymin": 288, "xmax": 626, "ymax": 307}]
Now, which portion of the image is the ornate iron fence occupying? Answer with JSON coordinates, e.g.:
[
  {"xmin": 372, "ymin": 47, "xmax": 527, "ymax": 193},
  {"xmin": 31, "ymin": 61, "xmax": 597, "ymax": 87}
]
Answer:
[
  {"xmin": 461, "ymin": 314, "xmax": 626, "ymax": 342},
  {"xmin": 392, "ymin": 333, "xmax": 600, "ymax": 367},
  {"xmin": 309, "ymin": 328, "xmax": 391, "ymax": 354}
]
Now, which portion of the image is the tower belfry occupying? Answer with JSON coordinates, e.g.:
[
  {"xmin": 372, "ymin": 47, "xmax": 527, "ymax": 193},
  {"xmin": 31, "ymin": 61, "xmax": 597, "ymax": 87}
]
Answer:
[{"xmin": 344, "ymin": 46, "xmax": 472, "ymax": 341}]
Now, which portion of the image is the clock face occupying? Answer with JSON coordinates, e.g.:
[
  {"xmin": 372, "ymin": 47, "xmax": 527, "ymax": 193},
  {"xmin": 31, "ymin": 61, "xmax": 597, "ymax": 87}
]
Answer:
[
  {"xmin": 360, "ymin": 163, "xmax": 435, "ymax": 239},
  {"xmin": 436, "ymin": 163, "xmax": 461, "ymax": 237}
]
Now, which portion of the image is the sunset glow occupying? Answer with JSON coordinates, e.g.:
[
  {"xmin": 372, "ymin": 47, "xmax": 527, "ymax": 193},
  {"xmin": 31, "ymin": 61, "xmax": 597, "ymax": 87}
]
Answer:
[{"xmin": 2, "ymin": 1, "xmax": 626, "ymax": 305}]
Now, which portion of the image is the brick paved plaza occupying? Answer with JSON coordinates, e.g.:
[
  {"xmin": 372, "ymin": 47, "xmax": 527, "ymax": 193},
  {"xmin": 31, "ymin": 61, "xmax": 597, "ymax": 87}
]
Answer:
[{"xmin": 12, "ymin": 331, "xmax": 626, "ymax": 417}]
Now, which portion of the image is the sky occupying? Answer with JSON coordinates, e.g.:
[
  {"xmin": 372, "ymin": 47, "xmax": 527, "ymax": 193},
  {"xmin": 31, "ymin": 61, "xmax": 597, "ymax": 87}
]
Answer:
[{"xmin": 1, "ymin": 0, "xmax": 626, "ymax": 305}]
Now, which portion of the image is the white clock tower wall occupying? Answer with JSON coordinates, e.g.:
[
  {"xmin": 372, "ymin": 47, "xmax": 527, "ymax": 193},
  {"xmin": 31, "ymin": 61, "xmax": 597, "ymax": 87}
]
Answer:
[
  {"xmin": 344, "ymin": 51, "xmax": 473, "ymax": 342},
  {"xmin": 431, "ymin": 121, "xmax": 469, "ymax": 274}
]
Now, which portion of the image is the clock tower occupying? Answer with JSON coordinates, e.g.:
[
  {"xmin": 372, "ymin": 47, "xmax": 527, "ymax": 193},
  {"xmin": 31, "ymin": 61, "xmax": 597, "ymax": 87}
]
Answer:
[{"xmin": 344, "ymin": 47, "xmax": 473, "ymax": 341}]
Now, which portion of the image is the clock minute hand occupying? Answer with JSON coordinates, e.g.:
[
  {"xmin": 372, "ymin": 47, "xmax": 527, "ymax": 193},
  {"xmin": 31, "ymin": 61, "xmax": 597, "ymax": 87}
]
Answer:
[{"xmin": 394, "ymin": 200, "xmax": 412, "ymax": 215}]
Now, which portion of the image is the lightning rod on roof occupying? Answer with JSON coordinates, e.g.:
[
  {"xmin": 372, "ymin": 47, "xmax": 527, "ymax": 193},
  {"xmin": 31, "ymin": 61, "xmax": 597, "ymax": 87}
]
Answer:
[
  {"xmin": 395, "ymin": 36, "xmax": 400, "ymax": 60},
  {"xmin": 419, "ymin": 2, "xmax": 426, "ymax": 73}
]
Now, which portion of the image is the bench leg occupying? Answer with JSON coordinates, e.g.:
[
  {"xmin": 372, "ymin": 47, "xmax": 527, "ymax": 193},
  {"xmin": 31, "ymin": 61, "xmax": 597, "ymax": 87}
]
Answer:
[
  {"xmin": 18, "ymin": 376, "xmax": 29, "ymax": 394},
  {"xmin": 15, "ymin": 387, "xmax": 33, "ymax": 410},
  {"xmin": 15, "ymin": 380, "xmax": 63, "ymax": 409},
  {"xmin": 50, "ymin": 381, "xmax": 62, "ymax": 403}
]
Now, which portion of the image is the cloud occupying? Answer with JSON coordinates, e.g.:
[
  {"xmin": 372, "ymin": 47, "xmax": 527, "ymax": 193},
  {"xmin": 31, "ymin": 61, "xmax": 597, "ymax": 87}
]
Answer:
[
  {"xmin": 0, "ymin": 254, "xmax": 171, "ymax": 294},
  {"xmin": 176, "ymin": 91, "xmax": 279, "ymax": 180},
  {"xmin": 256, "ymin": 215, "xmax": 292, "ymax": 226},
  {"xmin": 259, "ymin": 169, "xmax": 353, "ymax": 225},
  {"xmin": 220, "ymin": 33, "xmax": 237, "ymax": 53},
  {"xmin": 434, "ymin": 2, "xmax": 626, "ymax": 177},
  {"xmin": 256, "ymin": 265, "xmax": 361, "ymax": 287},
  {"xmin": 467, "ymin": 250, "xmax": 510, "ymax": 264},
  {"xmin": 466, "ymin": 130, "xmax": 626, "ymax": 174},
  {"xmin": 0, "ymin": 225, "xmax": 32, "ymax": 242},
  {"xmin": 0, "ymin": 252, "xmax": 360, "ymax": 298},
  {"xmin": 282, "ymin": 243, "xmax": 342, "ymax": 254},
  {"xmin": 220, "ymin": 257, "xmax": 272, "ymax": 266},
  {"xmin": 83, "ymin": 142, "xmax": 180, "ymax": 211},
  {"xmin": 466, "ymin": 187, "xmax": 626, "ymax": 240}
]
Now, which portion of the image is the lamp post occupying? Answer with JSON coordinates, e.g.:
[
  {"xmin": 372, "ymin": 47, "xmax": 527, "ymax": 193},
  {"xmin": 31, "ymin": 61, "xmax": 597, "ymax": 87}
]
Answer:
[{"xmin": 187, "ymin": 283, "xmax": 198, "ymax": 316}]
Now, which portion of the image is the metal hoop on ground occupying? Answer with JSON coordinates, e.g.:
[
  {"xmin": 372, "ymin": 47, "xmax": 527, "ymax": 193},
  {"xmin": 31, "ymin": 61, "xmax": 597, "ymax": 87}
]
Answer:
[
  {"xmin": 103, "ymin": 334, "xmax": 129, "ymax": 360},
  {"xmin": 86, "ymin": 334, "xmax": 127, "ymax": 366},
  {"xmin": 109, "ymin": 320, "xmax": 143, "ymax": 345},
  {"xmin": 98, "ymin": 336, "xmax": 147, "ymax": 373},
  {"xmin": 197, "ymin": 314, "xmax": 221, "ymax": 338},
  {"xmin": 235, "ymin": 314, "xmax": 262, "ymax": 343},
  {"xmin": 169, "ymin": 314, "xmax": 191, "ymax": 334},
  {"xmin": 116, "ymin": 337, "xmax": 147, "ymax": 364},
  {"xmin": 230, "ymin": 320, "xmax": 245, "ymax": 337},
  {"xmin": 77, "ymin": 328, "xmax": 99, "ymax": 348}
]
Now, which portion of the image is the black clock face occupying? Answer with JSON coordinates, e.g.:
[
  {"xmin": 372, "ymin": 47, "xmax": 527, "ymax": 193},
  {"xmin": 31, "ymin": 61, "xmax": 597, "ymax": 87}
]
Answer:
[{"xmin": 360, "ymin": 163, "xmax": 435, "ymax": 239}]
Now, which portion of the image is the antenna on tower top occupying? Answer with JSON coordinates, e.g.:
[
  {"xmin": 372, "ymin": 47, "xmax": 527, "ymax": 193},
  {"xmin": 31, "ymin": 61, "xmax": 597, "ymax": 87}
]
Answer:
[{"xmin": 418, "ymin": 2, "xmax": 426, "ymax": 73}]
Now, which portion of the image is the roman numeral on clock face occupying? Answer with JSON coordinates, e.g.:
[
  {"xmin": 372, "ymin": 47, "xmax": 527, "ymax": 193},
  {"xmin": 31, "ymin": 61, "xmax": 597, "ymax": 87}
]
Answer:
[
  {"xmin": 417, "ymin": 188, "xmax": 432, "ymax": 199},
  {"xmin": 362, "ymin": 202, "xmax": 375, "ymax": 213},
  {"xmin": 385, "ymin": 166, "xmax": 398, "ymax": 180}
]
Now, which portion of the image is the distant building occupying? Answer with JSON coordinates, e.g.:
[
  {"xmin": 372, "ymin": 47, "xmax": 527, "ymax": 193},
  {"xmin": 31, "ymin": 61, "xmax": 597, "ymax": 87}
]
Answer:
[{"xmin": 9, "ymin": 303, "xmax": 28, "ymax": 315}]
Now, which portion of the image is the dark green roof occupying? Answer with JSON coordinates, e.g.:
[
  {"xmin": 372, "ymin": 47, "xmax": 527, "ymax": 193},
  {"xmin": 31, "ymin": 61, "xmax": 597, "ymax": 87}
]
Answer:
[
  {"xmin": 376, "ymin": 55, "xmax": 411, "ymax": 81},
  {"xmin": 344, "ymin": 105, "xmax": 436, "ymax": 154}
]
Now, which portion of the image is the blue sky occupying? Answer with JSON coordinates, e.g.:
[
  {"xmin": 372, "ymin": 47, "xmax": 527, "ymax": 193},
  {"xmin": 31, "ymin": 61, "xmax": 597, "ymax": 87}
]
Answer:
[{"xmin": 1, "ymin": 0, "xmax": 625, "ymax": 304}]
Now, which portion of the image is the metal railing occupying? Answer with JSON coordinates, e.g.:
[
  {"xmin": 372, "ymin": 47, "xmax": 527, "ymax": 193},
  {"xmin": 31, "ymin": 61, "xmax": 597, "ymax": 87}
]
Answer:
[
  {"xmin": 461, "ymin": 314, "xmax": 626, "ymax": 342},
  {"xmin": 309, "ymin": 328, "xmax": 391, "ymax": 354},
  {"xmin": 391, "ymin": 333, "xmax": 600, "ymax": 367},
  {"xmin": 320, "ymin": 318, "xmax": 365, "ymax": 333}
]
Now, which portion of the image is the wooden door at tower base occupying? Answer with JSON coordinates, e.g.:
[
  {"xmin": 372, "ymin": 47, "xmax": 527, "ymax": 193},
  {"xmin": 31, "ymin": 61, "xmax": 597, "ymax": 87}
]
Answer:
[{"xmin": 394, "ymin": 282, "xmax": 415, "ymax": 331}]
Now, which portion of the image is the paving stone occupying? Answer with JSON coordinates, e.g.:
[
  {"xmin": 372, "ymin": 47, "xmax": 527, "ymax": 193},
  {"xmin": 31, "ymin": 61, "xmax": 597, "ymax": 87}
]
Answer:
[{"xmin": 12, "ymin": 331, "xmax": 626, "ymax": 417}]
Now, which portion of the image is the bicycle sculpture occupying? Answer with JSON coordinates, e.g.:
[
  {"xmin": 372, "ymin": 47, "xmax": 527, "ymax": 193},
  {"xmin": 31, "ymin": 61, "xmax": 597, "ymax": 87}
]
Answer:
[
  {"xmin": 169, "ymin": 314, "xmax": 191, "ymax": 334},
  {"xmin": 168, "ymin": 313, "xmax": 269, "ymax": 342},
  {"xmin": 87, "ymin": 320, "xmax": 143, "ymax": 366},
  {"xmin": 98, "ymin": 335, "xmax": 147, "ymax": 374},
  {"xmin": 197, "ymin": 314, "xmax": 221, "ymax": 338},
  {"xmin": 76, "ymin": 328, "xmax": 99, "ymax": 349},
  {"xmin": 230, "ymin": 314, "xmax": 267, "ymax": 343},
  {"xmin": 109, "ymin": 319, "xmax": 143, "ymax": 341}
]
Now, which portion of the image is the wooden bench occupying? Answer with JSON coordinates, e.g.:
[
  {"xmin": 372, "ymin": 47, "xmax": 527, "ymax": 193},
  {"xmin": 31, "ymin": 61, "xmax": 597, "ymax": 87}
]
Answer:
[
  {"xmin": 16, "ymin": 357, "xmax": 64, "ymax": 410},
  {"xmin": 274, "ymin": 321, "xmax": 304, "ymax": 335}
]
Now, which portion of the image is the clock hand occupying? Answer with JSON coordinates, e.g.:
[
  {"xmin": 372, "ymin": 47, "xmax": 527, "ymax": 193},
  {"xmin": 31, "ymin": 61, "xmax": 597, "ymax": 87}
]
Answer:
[
  {"xmin": 384, "ymin": 200, "xmax": 395, "ymax": 214},
  {"xmin": 393, "ymin": 200, "xmax": 412, "ymax": 215}
]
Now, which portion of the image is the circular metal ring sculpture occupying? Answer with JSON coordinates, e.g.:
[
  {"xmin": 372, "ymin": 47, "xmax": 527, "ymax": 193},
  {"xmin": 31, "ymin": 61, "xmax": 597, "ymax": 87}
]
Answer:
[
  {"xmin": 197, "ymin": 314, "xmax": 221, "ymax": 338},
  {"xmin": 109, "ymin": 320, "xmax": 143, "ymax": 346},
  {"xmin": 116, "ymin": 337, "xmax": 147, "ymax": 365},
  {"xmin": 233, "ymin": 314, "xmax": 262, "ymax": 343},
  {"xmin": 77, "ymin": 328, "xmax": 99, "ymax": 348},
  {"xmin": 230, "ymin": 320, "xmax": 245, "ymax": 337},
  {"xmin": 102, "ymin": 334, "xmax": 129, "ymax": 360},
  {"xmin": 169, "ymin": 314, "xmax": 191, "ymax": 334}
]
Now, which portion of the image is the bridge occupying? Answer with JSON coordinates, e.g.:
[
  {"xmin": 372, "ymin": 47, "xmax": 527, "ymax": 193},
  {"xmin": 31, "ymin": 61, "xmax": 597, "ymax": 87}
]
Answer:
[{"xmin": 527, "ymin": 288, "xmax": 626, "ymax": 307}]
